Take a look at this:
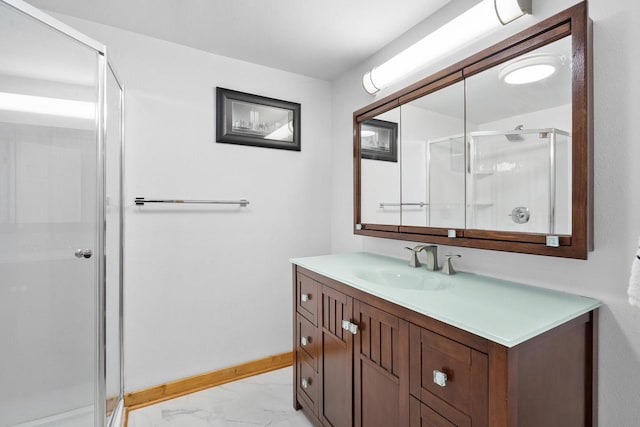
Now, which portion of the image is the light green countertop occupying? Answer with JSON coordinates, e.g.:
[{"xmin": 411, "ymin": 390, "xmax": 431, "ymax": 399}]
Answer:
[{"xmin": 290, "ymin": 252, "xmax": 601, "ymax": 348}]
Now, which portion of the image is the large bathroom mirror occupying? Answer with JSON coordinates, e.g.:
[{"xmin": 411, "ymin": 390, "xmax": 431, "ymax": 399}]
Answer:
[{"xmin": 354, "ymin": 3, "xmax": 592, "ymax": 258}]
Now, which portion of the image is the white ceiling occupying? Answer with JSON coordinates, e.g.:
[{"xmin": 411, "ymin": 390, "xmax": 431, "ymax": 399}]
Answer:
[
  {"xmin": 406, "ymin": 36, "xmax": 572, "ymax": 125},
  {"xmin": 25, "ymin": 0, "xmax": 451, "ymax": 81}
]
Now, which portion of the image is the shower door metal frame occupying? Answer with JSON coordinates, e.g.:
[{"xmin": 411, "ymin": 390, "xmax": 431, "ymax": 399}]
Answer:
[
  {"xmin": 105, "ymin": 59, "xmax": 126, "ymax": 427},
  {"xmin": 1, "ymin": 1, "xmax": 125, "ymax": 426}
]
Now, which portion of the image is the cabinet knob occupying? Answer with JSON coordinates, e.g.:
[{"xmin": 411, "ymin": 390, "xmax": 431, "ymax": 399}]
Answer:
[
  {"xmin": 348, "ymin": 323, "xmax": 358, "ymax": 335},
  {"xmin": 301, "ymin": 336, "xmax": 310, "ymax": 346},
  {"xmin": 433, "ymin": 370, "xmax": 448, "ymax": 387},
  {"xmin": 301, "ymin": 378, "xmax": 311, "ymax": 389},
  {"xmin": 301, "ymin": 293, "xmax": 310, "ymax": 302},
  {"xmin": 341, "ymin": 320, "xmax": 359, "ymax": 335}
]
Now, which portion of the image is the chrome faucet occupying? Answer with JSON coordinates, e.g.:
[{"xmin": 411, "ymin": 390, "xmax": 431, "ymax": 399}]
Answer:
[
  {"xmin": 418, "ymin": 245, "xmax": 439, "ymax": 271},
  {"xmin": 405, "ymin": 245, "xmax": 439, "ymax": 270}
]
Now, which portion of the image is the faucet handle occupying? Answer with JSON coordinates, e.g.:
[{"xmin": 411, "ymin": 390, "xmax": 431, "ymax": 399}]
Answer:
[
  {"xmin": 404, "ymin": 247, "xmax": 421, "ymax": 268},
  {"xmin": 442, "ymin": 254, "xmax": 461, "ymax": 275}
]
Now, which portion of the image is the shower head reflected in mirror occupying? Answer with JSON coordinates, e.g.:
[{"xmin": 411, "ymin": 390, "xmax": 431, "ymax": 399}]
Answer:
[{"xmin": 506, "ymin": 124, "xmax": 525, "ymax": 142}]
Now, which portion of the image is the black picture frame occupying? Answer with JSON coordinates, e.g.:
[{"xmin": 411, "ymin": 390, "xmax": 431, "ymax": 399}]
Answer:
[
  {"xmin": 216, "ymin": 87, "xmax": 301, "ymax": 151},
  {"xmin": 360, "ymin": 118, "xmax": 398, "ymax": 162}
]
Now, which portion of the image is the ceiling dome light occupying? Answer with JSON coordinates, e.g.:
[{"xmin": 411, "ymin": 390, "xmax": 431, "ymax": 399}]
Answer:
[{"xmin": 499, "ymin": 53, "xmax": 559, "ymax": 85}]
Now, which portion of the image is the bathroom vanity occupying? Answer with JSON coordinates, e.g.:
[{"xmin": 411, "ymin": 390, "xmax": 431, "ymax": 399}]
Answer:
[{"xmin": 290, "ymin": 253, "xmax": 600, "ymax": 427}]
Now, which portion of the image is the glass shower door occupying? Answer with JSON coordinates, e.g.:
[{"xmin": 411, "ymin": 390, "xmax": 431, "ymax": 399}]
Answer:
[
  {"xmin": 0, "ymin": 1, "xmax": 102, "ymax": 425},
  {"xmin": 467, "ymin": 129, "xmax": 563, "ymax": 234},
  {"xmin": 427, "ymin": 135, "xmax": 465, "ymax": 228}
]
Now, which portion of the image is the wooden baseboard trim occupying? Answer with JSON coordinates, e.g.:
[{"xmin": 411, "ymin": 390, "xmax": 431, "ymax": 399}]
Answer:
[{"xmin": 124, "ymin": 351, "xmax": 293, "ymax": 411}]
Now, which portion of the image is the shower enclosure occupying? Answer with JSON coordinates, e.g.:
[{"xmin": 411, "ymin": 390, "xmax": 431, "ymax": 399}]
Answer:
[
  {"xmin": 0, "ymin": 0, "xmax": 124, "ymax": 426},
  {"xmin": 467, "ymin": 127, "xmax": 572, "ymax": 235}
]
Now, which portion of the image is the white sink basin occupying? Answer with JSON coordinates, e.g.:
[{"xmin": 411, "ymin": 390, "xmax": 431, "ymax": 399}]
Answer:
[{"xmin": 354, "ymin": 268, "xmax": 449, "ymax": 291}]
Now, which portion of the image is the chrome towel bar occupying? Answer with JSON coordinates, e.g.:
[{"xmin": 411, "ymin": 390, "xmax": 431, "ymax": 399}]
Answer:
[
  {"xmin": 379, "ymin": 202, "xmax": 427, "ymax": 208},
  {"xmin": 135, "ymin": 197, "xmax": 249, "ymax": 207}
]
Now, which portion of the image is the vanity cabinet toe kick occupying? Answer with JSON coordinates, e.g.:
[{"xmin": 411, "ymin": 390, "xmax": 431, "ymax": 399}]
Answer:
[{"xmin": 292, "ymin": 265, "xmax": 598, "ymax": 427}]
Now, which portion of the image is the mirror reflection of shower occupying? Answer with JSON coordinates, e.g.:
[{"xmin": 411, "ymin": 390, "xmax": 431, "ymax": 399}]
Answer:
[{"xmin": 467, "ymin": 126, "xmax": 571, "ymax": 235}]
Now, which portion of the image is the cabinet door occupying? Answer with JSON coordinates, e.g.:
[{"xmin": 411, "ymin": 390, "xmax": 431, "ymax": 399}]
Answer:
[
  {"xmin": 354, "ymin": 300, "xmax": 409, "ymax": 427},
  {"xmin": 319, "ymin": 285, "xmax": 353, "ymax": 427}
]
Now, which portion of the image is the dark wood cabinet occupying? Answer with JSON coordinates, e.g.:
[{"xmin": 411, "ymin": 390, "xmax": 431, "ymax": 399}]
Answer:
[
  {"xmin": 293, "ymin": 265, "xmax": 597, "ymax": 427},
  {"xmin": 410, "ymin": 395, "xmax": 463, "ymax": 427},
  {"xmin": 294, "ymin": 271, "xmax": 321, "ymax": 420},
  {"xmin": 319, "ymin": 284, "xmax": 353, "ymax": 427},
  {"xmin": 354, "ymin": 300, "xmax": 409, "ymax": 427}
]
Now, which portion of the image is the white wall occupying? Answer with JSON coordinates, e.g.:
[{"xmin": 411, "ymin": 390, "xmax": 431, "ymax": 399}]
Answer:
[
  {"xmin": 52, "ymin": 15, "xmax": 333, "ymax": 392},
  {"xmin": 401, "ymin": 102, "xmax": 465, "ymax": 228},
  {"xmin": 331, "ymin": 0, "xmax": 640, "ymax": 425},
  {"xmin": 361, "ymin": 108, "xmax": 401, "ymax": 225}
]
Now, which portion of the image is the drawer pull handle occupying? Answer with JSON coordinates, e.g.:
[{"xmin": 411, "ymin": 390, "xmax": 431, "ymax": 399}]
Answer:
[
  {"xmin": 301, "ymin": 378, "xmax": 311, "ymax": 389},
  {"xmin": 301, "ymin": 336, "xmax": 310, "ymax": 346},
  {"xmin": 433, "ymin": 370, "xmax": 448, "ymax": 387},
  {"xmin": 301, "ymin": 293, "xmax": 310, "ymax": 302},
  {"xmin": 341, "ymin": 320, "xmax": 359, "ymax": 335}
]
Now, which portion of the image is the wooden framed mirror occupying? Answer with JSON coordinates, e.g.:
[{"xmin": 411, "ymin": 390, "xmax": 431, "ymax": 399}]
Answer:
[{"xmin": 354, "ymin": 2, "xmax": 592, "ymax": 259}]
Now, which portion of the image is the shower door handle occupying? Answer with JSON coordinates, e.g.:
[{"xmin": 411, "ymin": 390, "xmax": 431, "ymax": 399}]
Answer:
[{"xmin": 75, "ymin": 249, "xmax": 93, "ymax": 259}]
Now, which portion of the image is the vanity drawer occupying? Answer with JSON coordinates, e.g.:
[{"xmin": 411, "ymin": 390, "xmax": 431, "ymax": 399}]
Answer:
[
  {"xmin": 410, "ymin": 395, "xmax": 470, "ymax": 427},
  {"xmin": 297, "ymin": 273, "xmax": 319, "ymax": 325},
  {"xmin": 297, "ymin": 314, "xmax": 318, "ymax": 371},
  {"xmin": 297, "ymin": 355, "xmax": 318, "ymax": 415},
  {"xmin": 410, "ymin": 325, "xmax": 487, "ymax": 424}
]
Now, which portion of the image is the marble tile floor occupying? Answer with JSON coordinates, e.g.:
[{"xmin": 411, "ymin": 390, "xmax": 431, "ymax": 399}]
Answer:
[{"xmin": 127, "ymin": 367, "xmax": 313, "ymax": 427}]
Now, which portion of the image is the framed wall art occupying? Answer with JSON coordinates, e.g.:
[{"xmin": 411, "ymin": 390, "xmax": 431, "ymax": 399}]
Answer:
[
  {"xmin": 360, "ymin": 118, "xmax": 398, "ymax": 162},
  {"xmin": 216, "ymin": 87, "xmax": 301, "ymax": 151}
]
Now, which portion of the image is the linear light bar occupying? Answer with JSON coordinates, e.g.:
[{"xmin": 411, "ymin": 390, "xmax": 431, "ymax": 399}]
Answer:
[
  {"xmin": 0, "ymin": 92, "xmax": 96, "ymax": 119},
  {"xmin": 362, "ymin": 0, "xmax": 531, "ymax": 94}
]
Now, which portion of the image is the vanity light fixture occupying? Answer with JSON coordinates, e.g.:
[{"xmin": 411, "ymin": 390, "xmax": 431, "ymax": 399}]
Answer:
[
  {"xmin": 499, "ymin": 53, "xmax": 559, "ymax": 84},
  {"xmin": 362, "ymin": 0, "xmax": 532, "ymax": 94}
]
